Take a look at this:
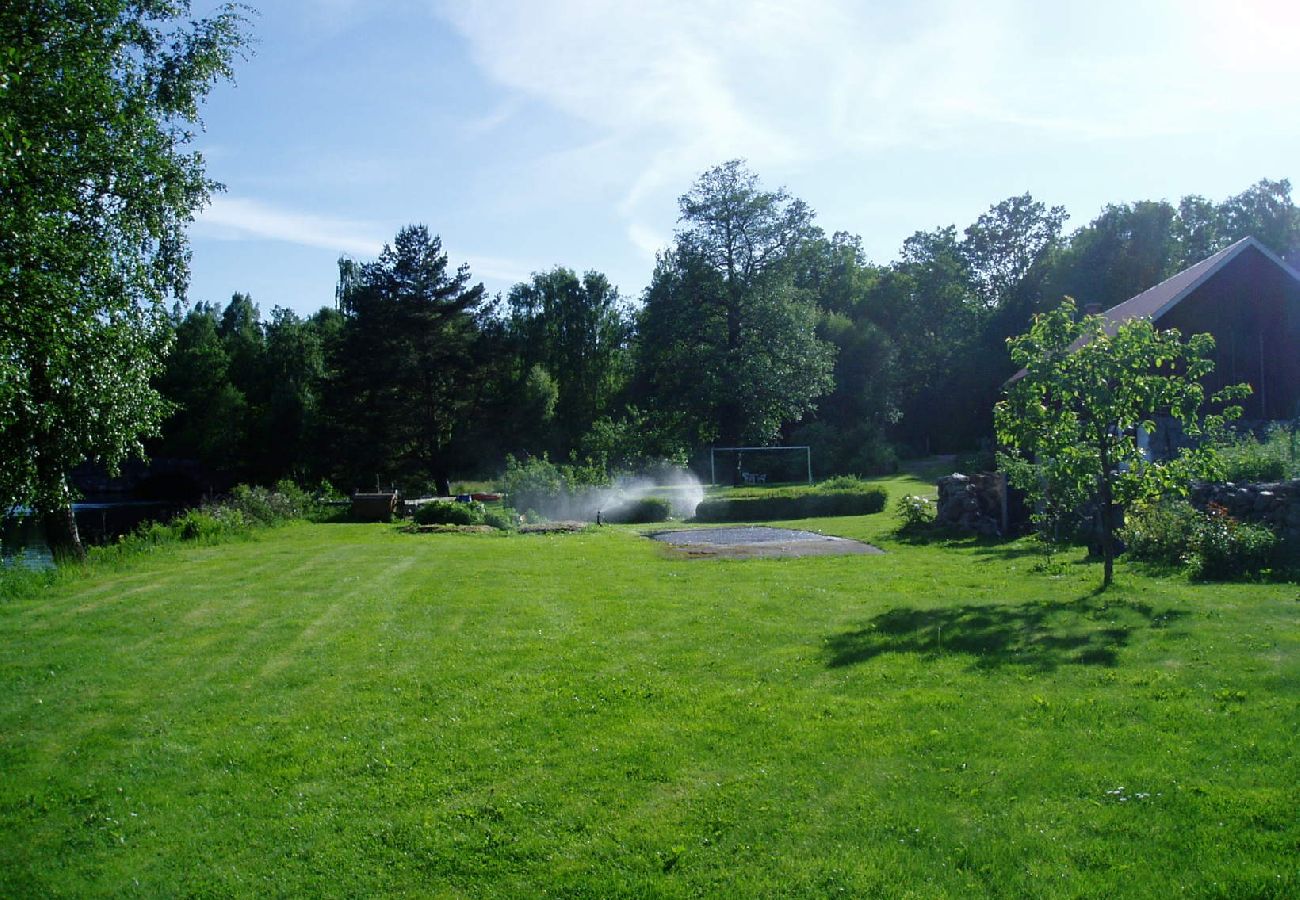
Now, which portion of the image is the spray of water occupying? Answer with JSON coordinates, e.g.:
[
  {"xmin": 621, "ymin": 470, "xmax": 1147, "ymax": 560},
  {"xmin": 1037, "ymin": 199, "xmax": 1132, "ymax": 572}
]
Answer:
[{"xmin": 530, "ymin": 468, "xmax": 705, "ymax": 521}]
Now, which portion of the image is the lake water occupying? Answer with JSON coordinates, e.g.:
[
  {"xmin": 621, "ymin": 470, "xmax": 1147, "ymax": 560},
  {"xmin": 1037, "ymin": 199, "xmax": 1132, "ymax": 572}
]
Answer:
[{"xmin": 2, "ymin": 502, "xmax": 174, "ymax": 571}]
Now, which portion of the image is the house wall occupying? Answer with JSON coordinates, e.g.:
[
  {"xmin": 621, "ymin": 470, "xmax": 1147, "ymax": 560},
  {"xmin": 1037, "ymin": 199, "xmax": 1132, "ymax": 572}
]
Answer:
[{"xmin": 1157, "ymin": 247, "xmax": 1300, "ymax": 420}]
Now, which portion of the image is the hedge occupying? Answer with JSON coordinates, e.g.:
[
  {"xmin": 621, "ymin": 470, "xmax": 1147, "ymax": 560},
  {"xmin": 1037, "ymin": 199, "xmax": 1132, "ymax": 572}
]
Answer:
[
  {"xmin": 693, "ymin": 487, "xmax": 887, "ymax": 522},
  {"xmin": 604, "ymin": 496, "xmax": 672, "ymax": 524}
]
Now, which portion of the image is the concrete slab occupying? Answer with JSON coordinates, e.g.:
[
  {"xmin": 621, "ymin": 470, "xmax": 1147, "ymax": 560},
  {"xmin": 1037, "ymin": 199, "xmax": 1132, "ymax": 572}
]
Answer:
[{"xmin": 648, "ymin": 526, "xmax": 882, "ymax": 559}]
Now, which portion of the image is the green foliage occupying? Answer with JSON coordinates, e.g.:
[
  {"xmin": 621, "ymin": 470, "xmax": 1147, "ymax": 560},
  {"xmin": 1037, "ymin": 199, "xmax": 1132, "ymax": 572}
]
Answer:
[
  {"xmin": 501, "ymin": 455, "xmax": 561, "ymax": 512},
  {"xmin": 0, "ymin": 1, "xmax": 249, "ymax": 556},
  {"xmin": 788, "ymin": 421, "xmax": 898, "ymax": 478},
  {"xmin": 1120, "ymin": 500, "xmax": 1280, "ymax": 580},
  {"xmin": 412, "ymin": 500, "xmax": 515, "ymax": 530},
  {"xmin": 226, "ymin": 483, "xmax": 314, "ymax": 525},
  {"xmin": 106, "ymin": 482, "xmax": 315, "ymax": 559},
  {"xmin": 635, "ymin": 160, "xmax": 835, "ymax": 447},
  {"xmin": 1188, "ymin": 505, "xmax": 1279, "ymax": 581},
  {"xmin": 3, "ymin": 468, "xmax": 1300, "ymax": 896},
  {"xmin": 954, "ymin": 448, "xmax": 997, "ymax": 474},
  {"xmin": 1218, "ymin": 428, "xmax": 1297, "ymax": 483},
  {"xmin": 153, "ymin": 302, "xmax": 247, "ymax": 466},
  {"xmin": 505, "ymin": 267, "xmax": 632, "ymax": 456},
  {"xmin": 895, "ymin": 494, "xmax": 937, "ymax": 531},
  {"xmin": 172, "ymin": 509, "xmax": 242, "ymax": 543},
  {"xmin": 577, "ymin": 406, "xmax": 689, "ymax": 473},
  {"xmin": 996, "ymin": 298, "xmax": 1248, "ymax": 587},
  {"xmin": 499, "ymin": 454, "xmax": 610, "ymax": 518},
  {"xmin": 1190, "ymin": 509, "xmax": 1279, "ymax": 580},
  {"xmin": 413, "ymin": 501, "xmax": 480, "ymax": 527},
  {"xmin": 603, "ymin": 497, "xmax": 672, "ymax": 524},
  {"xmin": 328, "ymin": 225, "xmax": 486, "ymax": 492},
  {"xmin": 1119, "ymin": 500, "xmax": 1202, "ymax": 567},
  {"xmin": 694, "ymin": 482, "xmax": 887, "ymax": 521},
  {"xmin": 480, "ymin": 507, "xmax": 518, "ymax": 531}
]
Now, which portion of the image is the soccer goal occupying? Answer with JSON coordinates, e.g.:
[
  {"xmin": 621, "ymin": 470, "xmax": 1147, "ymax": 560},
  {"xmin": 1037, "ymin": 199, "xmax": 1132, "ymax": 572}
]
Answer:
[{"xmin": 709, "ymin": 446, "xmax": 812, "ymax": 486}]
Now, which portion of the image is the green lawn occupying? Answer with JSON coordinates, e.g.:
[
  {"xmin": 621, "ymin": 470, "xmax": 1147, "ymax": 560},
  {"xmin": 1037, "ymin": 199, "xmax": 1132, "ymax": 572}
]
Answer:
[{"xmin": 1, "ymin": 472, "xmax": 1297, "ymax": 897}]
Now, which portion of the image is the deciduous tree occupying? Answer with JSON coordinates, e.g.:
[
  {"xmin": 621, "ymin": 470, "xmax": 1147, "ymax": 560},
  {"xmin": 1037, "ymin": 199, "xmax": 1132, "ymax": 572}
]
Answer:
[
  {"xmin": 996, "ymin": 299, "xmax": 1247, "ymax": 588},
  {"xmin": 636, "ymin": 160, "xmax": 834, "ymax": 449},
  {"xmin": 505, "ymin": 267, "xmax": 632, "ymax": 455},
  {"xmin": 0, "ymin": 1, "xmax": 247, "ymax": 557}
]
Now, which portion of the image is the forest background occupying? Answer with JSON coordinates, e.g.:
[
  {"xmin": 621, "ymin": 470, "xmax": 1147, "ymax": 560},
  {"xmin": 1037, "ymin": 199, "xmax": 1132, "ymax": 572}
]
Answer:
[{"xmin": 152, "ymin": 163, "xmax": 1300, "ymax": 495}]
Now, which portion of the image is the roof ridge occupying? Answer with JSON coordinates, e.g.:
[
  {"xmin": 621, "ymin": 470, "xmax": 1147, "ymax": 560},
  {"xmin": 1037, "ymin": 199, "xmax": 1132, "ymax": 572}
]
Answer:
[{"xmin": 1101, "ymin": 237, "xmax": 1250, "ymax": 319}]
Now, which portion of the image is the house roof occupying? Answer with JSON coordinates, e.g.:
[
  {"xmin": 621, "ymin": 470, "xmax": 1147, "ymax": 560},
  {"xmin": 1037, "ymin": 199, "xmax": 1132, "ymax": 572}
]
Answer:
[
  {"xmin": 1094, "ymin": 236, "xmax": 1300, "ymax": 336},
  {"xmin": 1005, "ymin": 237, "xmax": 1300, "ymax": 385}
]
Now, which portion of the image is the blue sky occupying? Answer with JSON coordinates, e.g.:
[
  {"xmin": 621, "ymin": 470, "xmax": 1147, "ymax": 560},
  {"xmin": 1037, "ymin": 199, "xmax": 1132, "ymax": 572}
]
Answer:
[{"xmin": 187, "ymin": 0, "xmax": 1300, "ymax": 317}]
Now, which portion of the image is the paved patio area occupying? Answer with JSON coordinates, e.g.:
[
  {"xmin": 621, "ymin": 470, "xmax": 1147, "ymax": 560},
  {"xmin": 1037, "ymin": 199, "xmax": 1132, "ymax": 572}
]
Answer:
[{"xmin": 648, "ymin": 526, "xmax": 882, "ymax": 559}]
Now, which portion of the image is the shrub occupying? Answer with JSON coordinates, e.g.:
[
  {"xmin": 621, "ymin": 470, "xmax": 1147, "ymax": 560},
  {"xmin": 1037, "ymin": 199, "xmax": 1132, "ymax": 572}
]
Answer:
[
  {"xmin": 500, "ymin": 454, "xmax": 611, "ymax": 519},
  {"xmin": 173, "ymin": 509, "xmax": 239, "ymax": 542},
  {"xmin": 895, "ymin": 494, "xmax": 936, "ymax": 530},
  {"xmin": 1218, "ymin": 432, "xmax": 1290, "ymax": 483},
  {"xmin": 224, "ymin": 483, "xmax": 315, "ymax": 526},
  {"xmin": 414, "ymin": 501, "xmax": 481, "ymax": 527},
  {"xmin": 1120, "ymin": 500, "xmax": 1201, "ymax": 567},
  {"xmin": 817, "ymin": 475, "xmax": 869, "ymax": 491},
  {"xmin": 693, "ymin": 485, "xmax": 887, "ymax": 522},
  {"xmin": 481, "ymin": 508, "xmax": 517, "ymax": 531},
  {"xmin": 1189, "ymin": 505, "xmax": 1278, "ymax": 581},
  {"xmin": 1121, "ymin": 499, "xmax": 1279, "ymax": 580},
  {"xmin": 604, "ymin": 497, "xmax": 671, "ymax": 524}
]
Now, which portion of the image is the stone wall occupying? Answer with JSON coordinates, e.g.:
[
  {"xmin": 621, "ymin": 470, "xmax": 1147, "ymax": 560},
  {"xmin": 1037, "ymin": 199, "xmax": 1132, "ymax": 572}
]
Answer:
[
  {"xmin": 935, "ymin": 473, "xmax": 1006, "ymax": 536},
  {"xmin": 1189, "ymin": 480, "xmax": 1300, "ymax": 541}
]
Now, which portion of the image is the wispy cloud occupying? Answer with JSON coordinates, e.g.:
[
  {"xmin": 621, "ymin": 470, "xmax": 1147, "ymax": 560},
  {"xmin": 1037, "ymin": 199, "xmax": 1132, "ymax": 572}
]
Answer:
[
  {"xmin": 434, "ymin": 0, "xmax": 1300, "ymax": 217},
  {"xmin": 196, "ymin": 196, "xmax": 535, "ymax": 287},
  {"xmin": 197, "ymin": 196, "xmax": 387, "ymax": 256},
  {"xmin": 626, "ymin": 222, "xmax": 669, "ymax": 262},
  {"xmin": 460, "ymin": 253, "xmax": 533, "ymax": 284}
]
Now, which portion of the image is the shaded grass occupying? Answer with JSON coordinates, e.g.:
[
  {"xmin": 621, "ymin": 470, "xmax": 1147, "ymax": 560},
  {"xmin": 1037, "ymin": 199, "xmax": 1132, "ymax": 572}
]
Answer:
[{"xmin": 1, "ymin": 476, "xmax": 1297, "ymax": 897}]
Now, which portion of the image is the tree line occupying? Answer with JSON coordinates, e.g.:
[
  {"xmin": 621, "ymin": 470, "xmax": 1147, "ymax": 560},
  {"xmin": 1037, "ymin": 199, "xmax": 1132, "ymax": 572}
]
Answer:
[
  {"xmin": 152, "ymin": 162, "xmax": 1300, "ymax": 494},
  {"xmin": 9, "ymin": 4, "xmax": 1296, "ymax": 559}
]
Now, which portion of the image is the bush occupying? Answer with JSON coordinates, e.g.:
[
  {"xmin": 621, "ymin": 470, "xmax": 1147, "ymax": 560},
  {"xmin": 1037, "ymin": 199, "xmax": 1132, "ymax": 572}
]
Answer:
[
  {"xmin": 500, "ymin": 454, "xmax": 611, "ymax": 520},
  {"xmin": 1218, "ymin": 429, "xmax": 1294, "ymax": 483},
  {"xmin": 481, "ymin": 508, "xmax": 517, "ymax": 531},
  {"xmin": 1120, "ymin": 500, "xmax": 1201, "ymax": 567},
  {"xmin": 895, "ymin": 494, "xmax": 936, "ymax": 530},
  {"xmin": 1121, "ymin": 499, "xmax": 1279, "ymax": 579},
  {"xmin": 224, "ymin": 482, "xmax": 316, "ymax": 526},
  {"xmin": 817, "ymin": 475, "xmax": 869, "ymax": 491},
  {"xmin": 172, "ymin": 509, "xmax": 240, "ymax": 542},
  {"xmin": 1189, "ymin": 505, "xmax": 1279, "ymax": 581},
  {"xmin": 414, "ymin": 501, "xmax": 481, "ymax": 527},
  {"xmin": 604, "ymin": 497, "xmax": 672, "ymax": 524},
  {"xmin": 694, "ymin": 484, "xmax": 887, "ymax": 522},
  {"xmin": 110, "ymin": 480, "xmax": 315, "ymax": 556}
]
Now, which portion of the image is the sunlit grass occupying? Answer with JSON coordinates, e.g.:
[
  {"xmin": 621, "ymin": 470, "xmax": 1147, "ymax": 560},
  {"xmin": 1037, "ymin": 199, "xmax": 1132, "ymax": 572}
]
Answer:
[{"xmin": 1, "ymin": 470, "xmax": 1296, "ymax": 896}]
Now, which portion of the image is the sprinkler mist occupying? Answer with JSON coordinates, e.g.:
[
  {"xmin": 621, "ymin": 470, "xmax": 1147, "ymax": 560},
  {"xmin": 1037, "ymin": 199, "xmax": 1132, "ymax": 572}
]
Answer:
[{"xmin": 533, "ymin": 468, "xmax": 705, "ymax": 522}]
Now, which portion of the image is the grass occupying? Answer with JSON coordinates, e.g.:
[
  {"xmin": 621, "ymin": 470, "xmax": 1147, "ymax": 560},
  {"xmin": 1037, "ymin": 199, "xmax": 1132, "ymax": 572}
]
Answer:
[{"xmin": 1, "ymin": 469, "xmax": 1297, "ymax": 897}]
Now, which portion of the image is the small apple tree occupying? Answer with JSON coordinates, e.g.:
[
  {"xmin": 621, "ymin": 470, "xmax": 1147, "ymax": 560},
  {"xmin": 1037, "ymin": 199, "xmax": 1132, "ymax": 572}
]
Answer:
[{"xmin": 995, "ymin": 298, "xmax": 1248, "ymax": 588}]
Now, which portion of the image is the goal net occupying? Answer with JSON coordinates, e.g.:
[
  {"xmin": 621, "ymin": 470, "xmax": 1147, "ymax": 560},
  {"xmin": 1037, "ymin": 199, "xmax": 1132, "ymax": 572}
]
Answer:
[{"xmin": 709, "ymin": 446, "xmax": 812, "ymax": 486}]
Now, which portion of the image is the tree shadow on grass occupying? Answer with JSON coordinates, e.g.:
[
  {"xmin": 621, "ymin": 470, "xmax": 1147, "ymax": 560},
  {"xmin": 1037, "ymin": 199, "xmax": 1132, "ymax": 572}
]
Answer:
[
  {"xmin": 892, "ymin": 528, "xmax": 1046, "ymax": 563},
  {"xmin": 825, "ymin": 595, "xmax": 1187, "ymax": 671}
]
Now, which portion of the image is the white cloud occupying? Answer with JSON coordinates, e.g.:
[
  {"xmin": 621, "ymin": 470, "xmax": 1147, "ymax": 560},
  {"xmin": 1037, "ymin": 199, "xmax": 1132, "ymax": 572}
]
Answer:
[
  {"xmin": 256, "ymin": 3, "xmax": 1300, "ymax": 163},
  {"xmin": 196, "ymin": 196, "xmax": 535, "ymax": 287},
  {"xmin": 460, "ymin": 253, "xmax": 533, "ymax": 284},
  {"xmin": 626, "ymin": 221, "xmax": 669, "ymax": 261},
  {"xmin": 196, "ymin": 196, "xmax": 387, "ymax": 256},
  {"xmin": 434, "ymin": 0, "xmax": 1300, "ymax": 193}
]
